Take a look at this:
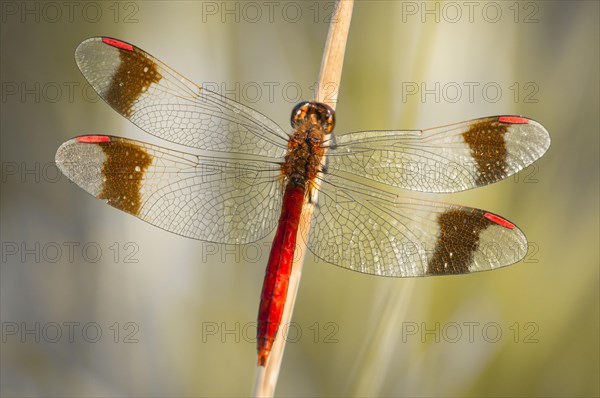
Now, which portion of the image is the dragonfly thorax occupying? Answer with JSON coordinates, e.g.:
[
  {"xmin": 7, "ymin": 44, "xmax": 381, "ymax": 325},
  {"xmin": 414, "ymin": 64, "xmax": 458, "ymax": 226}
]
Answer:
[{"xmin": 282, "ymin": 102, "xmax": 336, "ymax": 189}]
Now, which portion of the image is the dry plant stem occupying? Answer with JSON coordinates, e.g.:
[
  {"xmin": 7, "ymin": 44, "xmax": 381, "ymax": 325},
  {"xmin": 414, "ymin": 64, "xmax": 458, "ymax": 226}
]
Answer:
[{"xmin": 252, "ymin": 1, "xmax": 354, "ymax": 397}]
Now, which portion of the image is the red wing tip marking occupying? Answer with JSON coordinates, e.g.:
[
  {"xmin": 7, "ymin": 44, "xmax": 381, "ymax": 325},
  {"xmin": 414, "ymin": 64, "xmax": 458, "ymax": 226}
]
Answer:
[
  {"xmin": 484, "ymin": 212, "xmax": 515, "ymax": 229},
  {"xmin": 498, "ymin": 116, "xmax": 529, "ymax": 124},
  {"xmin": 76, "ymin": 135, "xmax": 112, "ymax": 143},
  {"xmin": 101, "ymin": 37, "xmax": 134, "ymax": 51}
]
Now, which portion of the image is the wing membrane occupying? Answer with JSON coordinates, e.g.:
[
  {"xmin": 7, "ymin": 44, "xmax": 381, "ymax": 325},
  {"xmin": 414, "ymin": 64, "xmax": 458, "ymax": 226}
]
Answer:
[
  {"xmin": 303, "ymin": 175, "xmax": 527, "ymax": 277},
  {"xmin": 75, "ymin": 37, "xmax": 289, "ymax": 158},
  {"xmin": 56, "ymin": 136, "xmax": 282, "ymax": 244},
  {"xmin": 327, "ymin": 116, "xmax": 550, "ymax": 193}
]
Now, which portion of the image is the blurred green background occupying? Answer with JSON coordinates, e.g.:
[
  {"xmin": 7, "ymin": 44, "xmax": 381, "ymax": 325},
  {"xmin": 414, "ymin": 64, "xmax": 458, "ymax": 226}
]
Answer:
[{"xmin": 1, "ymin": 1, "xmax": 598, "ymax": 396}]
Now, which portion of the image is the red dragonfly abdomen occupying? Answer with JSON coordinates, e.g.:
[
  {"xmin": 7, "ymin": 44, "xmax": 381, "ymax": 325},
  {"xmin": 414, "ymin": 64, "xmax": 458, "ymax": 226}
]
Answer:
[{"xmin": 257, "ymin": 184, "xmax": 305, "ymax": 366}]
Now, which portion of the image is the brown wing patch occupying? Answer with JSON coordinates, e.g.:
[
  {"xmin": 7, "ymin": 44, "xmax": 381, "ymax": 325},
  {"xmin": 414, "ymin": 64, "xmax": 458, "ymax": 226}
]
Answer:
[
  {"xmin": 427, "ymin": 209, "xmax": 493, "ymax": 275},
  {"xmin": 462, "ymin": 120, "xmax": 509, "ymax": 186},
  {"xmin": 98, "ymin": 140, "xmax": 153, "ymax": 215},
  {"xmin": 105, "ymin": 47, "xmax": 162, "ymax": 118}
]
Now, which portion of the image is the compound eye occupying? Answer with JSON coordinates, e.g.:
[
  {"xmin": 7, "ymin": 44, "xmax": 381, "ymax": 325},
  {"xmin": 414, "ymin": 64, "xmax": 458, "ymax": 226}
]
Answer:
[
  {"xmin": 290, "ymin": 101, "xmax": 336, "ymax": 133},
  {"xmin": 290, "ymin": 101, "xmax": 311, "ymax": 128},
  {"xmin": 318, "ymin": 103, "xmax": 336, "ymax": 134}
]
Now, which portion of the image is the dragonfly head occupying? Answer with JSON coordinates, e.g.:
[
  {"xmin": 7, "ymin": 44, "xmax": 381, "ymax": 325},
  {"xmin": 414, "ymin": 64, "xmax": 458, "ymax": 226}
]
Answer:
[{"xmin": 291, "ymin": 101, "xmax": 335, "ymax": 134}]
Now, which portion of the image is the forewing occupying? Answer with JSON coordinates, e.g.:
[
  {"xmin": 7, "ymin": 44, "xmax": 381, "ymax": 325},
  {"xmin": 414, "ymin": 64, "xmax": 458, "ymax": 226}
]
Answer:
[
  {"xmin": 327, "ymin": 116, "xmax": 550, "ymax": 193},
  {"xmin": 56, "ymin": 135, "xmax": 282, "ymax": 244},
  {"xmin": 303, "ymin": 176, "xmax": 527, "ymax": 277},
  {"xmin": 75, "ymin": 37, "xmax": 289, "ymax": 158}
]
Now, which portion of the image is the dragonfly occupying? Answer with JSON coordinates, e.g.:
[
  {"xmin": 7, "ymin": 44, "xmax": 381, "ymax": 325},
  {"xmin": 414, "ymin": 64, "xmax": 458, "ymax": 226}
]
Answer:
[{"xmin": 56, "ymin": 37, "xmax": 551, "ymax": 366}]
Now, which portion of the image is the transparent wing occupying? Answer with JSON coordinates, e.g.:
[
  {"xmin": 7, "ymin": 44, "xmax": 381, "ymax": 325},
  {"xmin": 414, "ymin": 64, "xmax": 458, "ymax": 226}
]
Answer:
[
  {"xmin": 326, "ymin": 116, "xmax": 550, "ymax": 193},
  {"xmin": 56, "ymin": 135, "xmax": 282, "ymax": 244},
  {"xmin": 75, "ymin": 37, "xmax": 289, "ymax": 158},
  {"xmin": 303, "ymin": 175, "xmax": 528, "ymax": 277}
]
